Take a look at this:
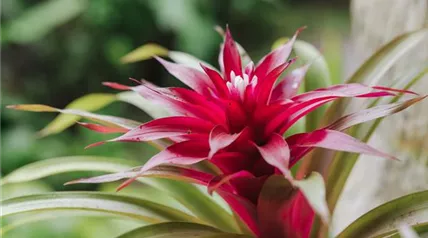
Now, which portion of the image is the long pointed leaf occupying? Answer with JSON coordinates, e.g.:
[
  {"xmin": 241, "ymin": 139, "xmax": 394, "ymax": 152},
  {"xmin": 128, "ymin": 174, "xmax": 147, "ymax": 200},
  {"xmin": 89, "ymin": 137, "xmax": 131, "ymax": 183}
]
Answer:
[
  {"xmin": 120, "ymin": 43, "xmax": 169, "ymax": 63},
  {"xmin": 0, "ymin": 156, "xmax": 238, "ymax": 232},
  {"xmin": 7, "ymin": 104, "xmax": 140, "ymax": 131},
  {"xmin": 373, "ymin": 222, "xmax": 428, "ymax": 238},
  {"xmin": 337, "ymin": 190, "xmax": 428, "ymax": 238},
  {"xmin": 348, "ymin": 29, "xmax": 427, "ymax": 85},
  {"xmin": 1, "ymin": 192, "xmax": 200, "ymax": 223},
  {"xmin": 9, "ymin": 94, "xmax": 118, "ymax": 136},
  {"xmin": 1, "ymin": 210, "xmax": 132, "ymax": 235},
  {"xmin": 0, "ymin": 156, "xmax": 137, "ymax": 185}
]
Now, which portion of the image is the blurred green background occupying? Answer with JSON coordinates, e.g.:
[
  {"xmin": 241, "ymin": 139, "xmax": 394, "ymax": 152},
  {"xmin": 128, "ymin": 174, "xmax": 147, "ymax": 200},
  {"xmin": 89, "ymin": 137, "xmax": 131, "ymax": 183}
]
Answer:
[{"xmin": 1, "ymin": 0, "xmax": 348, "ymax": 237}]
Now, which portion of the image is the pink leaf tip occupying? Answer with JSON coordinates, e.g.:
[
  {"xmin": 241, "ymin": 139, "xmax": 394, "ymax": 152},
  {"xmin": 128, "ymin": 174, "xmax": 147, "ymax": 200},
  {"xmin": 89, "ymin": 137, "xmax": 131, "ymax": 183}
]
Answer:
[
  {"xmin": 84, "ymin": 141, "xmax": 106, "ymax": 149},
  {"xmin": 116, "ymin": 177, "xmax": 138, "ymax": 192},
  {"xmin": 102, "ymin": 82, "xmax": 131, "ymax": 90}
]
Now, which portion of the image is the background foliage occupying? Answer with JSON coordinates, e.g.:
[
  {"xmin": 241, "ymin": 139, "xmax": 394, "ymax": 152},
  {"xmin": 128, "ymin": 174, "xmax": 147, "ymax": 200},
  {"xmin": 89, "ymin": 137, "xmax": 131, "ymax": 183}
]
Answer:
[{"xmin": 1, "ymin": 0, "xmax": 349, "ymax": 237}]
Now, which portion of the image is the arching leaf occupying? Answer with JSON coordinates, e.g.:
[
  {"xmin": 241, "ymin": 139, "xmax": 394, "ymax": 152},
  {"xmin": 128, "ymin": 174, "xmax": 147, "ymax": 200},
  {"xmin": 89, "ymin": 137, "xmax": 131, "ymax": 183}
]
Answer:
[
  {"xmin": 338, "ymin": 190, "xmax": 428, "ymax": 238},
  {"xmin": 0, "ymin": 156, "xmax": 238, "ymax": 233},
  {"xmin": 1, "ymin": 192, "xmax": 200, "ymax": 224}
]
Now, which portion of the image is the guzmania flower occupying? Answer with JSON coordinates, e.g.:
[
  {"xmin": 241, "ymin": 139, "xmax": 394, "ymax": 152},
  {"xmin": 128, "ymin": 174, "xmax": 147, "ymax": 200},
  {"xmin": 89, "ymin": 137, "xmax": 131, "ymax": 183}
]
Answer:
[{"xmin": 71, "ymin": 27, "xmax": 421, "ymax": 238}]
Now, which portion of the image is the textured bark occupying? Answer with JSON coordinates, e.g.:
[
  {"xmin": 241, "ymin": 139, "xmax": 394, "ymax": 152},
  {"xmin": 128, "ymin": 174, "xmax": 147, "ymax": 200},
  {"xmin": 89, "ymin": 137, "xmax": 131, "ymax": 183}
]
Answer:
[{"xmin": 333, "ymin": 0, "xmax": 428, "ymax": 234}]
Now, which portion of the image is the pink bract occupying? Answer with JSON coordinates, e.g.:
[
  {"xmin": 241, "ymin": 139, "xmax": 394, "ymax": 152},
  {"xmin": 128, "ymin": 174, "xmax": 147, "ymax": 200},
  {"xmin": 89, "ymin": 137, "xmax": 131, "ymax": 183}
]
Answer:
[{"xmin": 78, "ymin": 27, "xmax": 418, "ymax": 238}]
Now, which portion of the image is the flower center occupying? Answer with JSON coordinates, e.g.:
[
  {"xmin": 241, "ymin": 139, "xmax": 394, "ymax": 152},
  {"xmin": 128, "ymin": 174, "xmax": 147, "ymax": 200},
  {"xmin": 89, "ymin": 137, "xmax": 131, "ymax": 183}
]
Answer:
[{"xmin": 226, "ymin": 71, "xmax": 258, "ymax": 101}]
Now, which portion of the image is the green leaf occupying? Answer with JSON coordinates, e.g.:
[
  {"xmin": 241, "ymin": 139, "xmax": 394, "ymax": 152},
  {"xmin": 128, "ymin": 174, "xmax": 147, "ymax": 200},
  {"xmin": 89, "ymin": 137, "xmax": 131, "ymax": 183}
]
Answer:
[
  {"xmin": 0, "ymin": 156, "xmax": 138, "ymax": 185},
  {"xmin": 66, "ymin": 166, "xmax": 239, "ymax": 233},
  {"xmin": 373, "ymin": 223, "xmax": 428, "ymax": 238},
  {"xmin": 7, "ymin": 93, "xmax": 119, "ymax": 136},
  {"xmin": 116, "ymin": 222, "xmax": 221, "ymax": 238},
  {"xmin": 0, "ymin": 156, "xmax": 238, "ymax": 233},
  {"xmin": 8, "ymin": 90, "xmax": 175, "ymax": 137},
  {"xmin": 7, "ymin": 101, "xmax": 141, "ymax": 134},
  {"xmin": 293, "ymin": 40, "xmax": 332, "ymax": 131},
  {"xmin": 4, "ymin": 0, "xmax": 87, "ymax": 44},
  {"xmin": 294, "ymin": 172, "xmax": 329, "ymax": 224},
  {"xmin": 337, "ymin": 190, "xmax": 428, "ymax": 238},
  {"xmin": 271, "ymin": 37, "xmax": 288, "ymax": 51},
  {"xmin": 121, "ymin": 43, "xmax": 169, "ymax": 63},
  {"xmin": 1, "ymin": 210, "xmax": 125, "ymax": 235},
  {"xmin": 1, "ymin": 192, "xmax": 200, "ymax": 224},
  {"xmin": 146, "ymin": 180, "xmax": 239, "ymax": 233},
  {"xmin": 38, "ymin": 93, "xmax": 118, "ymax": 136}
]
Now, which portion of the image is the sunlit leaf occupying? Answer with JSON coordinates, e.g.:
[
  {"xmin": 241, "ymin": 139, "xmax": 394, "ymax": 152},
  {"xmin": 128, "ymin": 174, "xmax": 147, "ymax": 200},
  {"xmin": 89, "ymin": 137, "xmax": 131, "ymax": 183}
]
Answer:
[
  {"xmin": 116, "ymin": 222, "xmax": 221, "ymax": 238},
  {"xmin": 8, "ymin": 93, "xmax": 121, "ymax": 136},
  {"xmin": 1, "ymin": 192, "xmax": 201, "ymax": 224},
  {"xmin": 7, "ymin": 101, "xmax": 140, "ymax": 134},
  {"xmin": 4, "ymin": 0, "xmax": 87, "ymax": 44},
  {"xmin": 121, "ymin": 43, "xmax": 169, "ymax": 63},
  {"xmin": 337, "ymin": 190, "xmax": 428, "ymax": 238},
  {"xmin": 5, "ymin": 104, "xmax": 57, "ymax": 112}
]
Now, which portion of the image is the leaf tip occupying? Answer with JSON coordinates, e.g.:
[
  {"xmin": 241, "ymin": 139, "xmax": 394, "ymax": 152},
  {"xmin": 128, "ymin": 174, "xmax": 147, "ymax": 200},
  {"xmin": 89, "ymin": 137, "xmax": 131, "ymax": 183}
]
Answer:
[
  {"xmin": 85, "ymin": 141, "xmax": 106, "ymax": 149},
  {"xmin": 103, "ymin": 82, "xmax": 131, "ymax": 90},
  {"xmin": 296, "ymin": 26, "xmax": 307, "ymax": 34},
  {"xmin": 6, "ymin": 105, "xmax": 18, "ymax": 109},
  {"xmin": 214, "ymin": 25, "xmax": 225, "ymax": 37},
  {"xmin": 64, "ymin": 180, "xmax": 78, "ymax": 186},
  {"xmin": 116, "ymin": 177, "xmax": 136, "ymax": 192}
]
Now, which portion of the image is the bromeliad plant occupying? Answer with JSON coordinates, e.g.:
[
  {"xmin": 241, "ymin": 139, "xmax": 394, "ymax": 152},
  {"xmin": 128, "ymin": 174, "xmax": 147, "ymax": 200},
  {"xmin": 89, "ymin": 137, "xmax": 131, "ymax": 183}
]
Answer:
[{"xmin": 3, "ymin": 27, "xmax": 428, "ymax": 238}]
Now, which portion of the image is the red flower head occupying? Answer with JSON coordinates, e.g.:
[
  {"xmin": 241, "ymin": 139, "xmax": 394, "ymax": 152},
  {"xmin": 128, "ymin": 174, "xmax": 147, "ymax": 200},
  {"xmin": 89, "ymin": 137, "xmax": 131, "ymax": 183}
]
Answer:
[{"xmin": 76, "ymin": 27, "xmax": 419, "ymax": 238}]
